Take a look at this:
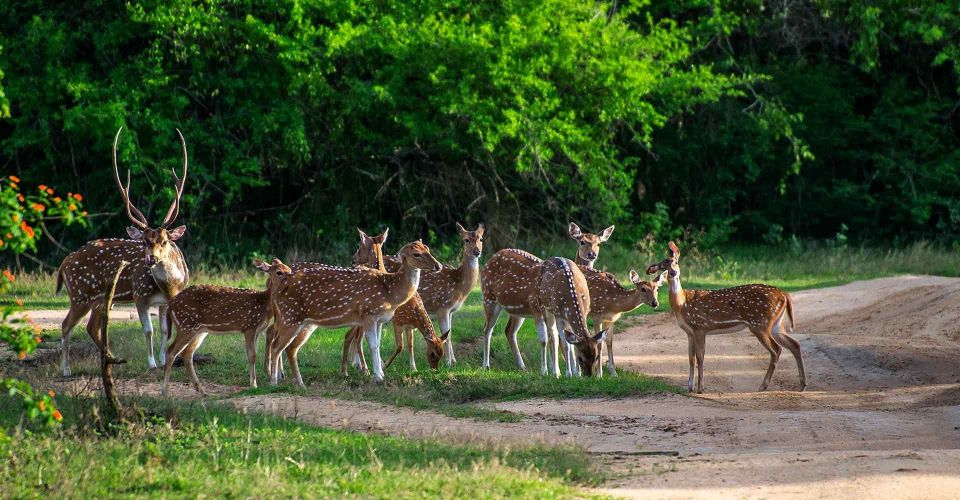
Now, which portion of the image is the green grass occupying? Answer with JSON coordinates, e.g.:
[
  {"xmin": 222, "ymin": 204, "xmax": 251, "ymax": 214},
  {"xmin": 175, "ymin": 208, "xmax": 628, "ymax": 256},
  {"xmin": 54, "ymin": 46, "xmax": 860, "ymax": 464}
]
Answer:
[{"xmin": 0, "ymin": 396, "xmax": 601, "ymax": 498}]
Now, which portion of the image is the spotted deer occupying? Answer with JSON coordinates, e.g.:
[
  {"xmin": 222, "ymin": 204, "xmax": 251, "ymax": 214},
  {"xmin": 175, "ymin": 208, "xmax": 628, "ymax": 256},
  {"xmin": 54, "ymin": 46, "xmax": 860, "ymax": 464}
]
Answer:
[
  {"xmin": 583, "ymin": 269, "xmax": 665, "ymax": 376},
  {"xmin": 267, "ymin": 241, "xmax": 442, "ymax": 385},
  {"xmin": 646, "ymin": 241, "xmax": 806, "ymax": 393},
  {"xmin": 56, "ymin": 127, "xmax": 189, "ymax": 377},
  {"xmin": 161, "ymin": 259, "xmax": 292, "ymax": 395},
  {"xmin": 345, "ymin": 228, "xmax": 447, "ymax": 373},
  {"xmin": 538, "ymin": 257, "xmax": 608, "ymax": 377},
  {"xmin": 568, "ymin": 222, "xmax": 614, "ymax": 269},
  {"xmin": 415, "ymin": 222, "xmax": 483, "ymax": 366},
  {"xmin": 480, "ymin": 249, "xmax": 551, "ymax": 374}
]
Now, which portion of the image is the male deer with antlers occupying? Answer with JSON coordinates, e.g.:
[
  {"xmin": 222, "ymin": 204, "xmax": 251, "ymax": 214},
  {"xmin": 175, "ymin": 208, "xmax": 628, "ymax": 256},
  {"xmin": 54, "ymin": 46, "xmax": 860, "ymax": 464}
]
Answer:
[
  {"xmin": 161, "ymin": 259, "xmax": 292, "ymax": 395},
  {"xmin": 267, "ymin": 241, "xmax": 442, "ymax": 385},
  {"xmin": 56, "ymin": 127, "xmax": 189, "ymax": 376},
  {"xmin": 646, "ymin": 241, "xmax": 806, "ymax": 393}
]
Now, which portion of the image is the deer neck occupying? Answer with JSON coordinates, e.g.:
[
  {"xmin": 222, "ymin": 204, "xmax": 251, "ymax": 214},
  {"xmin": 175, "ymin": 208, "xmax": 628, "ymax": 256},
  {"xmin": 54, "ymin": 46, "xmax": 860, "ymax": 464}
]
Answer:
[
  {"xmin": 575, "ymin": 255, "xmax": 595, "ymax": 269},
  {"xmin": 384, "ymin": 259, "xmax": 422, "ymax": 306},
  {"xmin": 149, "ymin": 243, "xmax": 189, "ymax": 297},
  {"xmin": 456, "ymin": 250, "xmax": 480, "ymax": 295},
  {"xmin": 668, "ymin": 273, "xmax": 687, "ymax": 311}
]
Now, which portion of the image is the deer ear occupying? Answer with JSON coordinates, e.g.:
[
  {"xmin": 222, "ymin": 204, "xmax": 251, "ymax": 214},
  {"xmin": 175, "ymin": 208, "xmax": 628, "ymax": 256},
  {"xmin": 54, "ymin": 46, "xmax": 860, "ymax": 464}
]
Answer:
[
  {"xmin": 593, "ymin": 329, "xmax": 609, "ymax": 344},
  {"xmin": 655, "ymin": 271, "xmax": 667, "ymax": 286},
  {"xmin": 439, "ymin": 330, "xmax": 450, "ymax": 342},
  {"xmin": 668, "ymin": 241, "xmax": 680, "ymax": 258},
  {"xmin": 599, "ymin": 225, "xmax": 615, "ymax": 242},
  {"xmin": 253, "ymin": 259, "xmax": 271, "ymax": 272},
  {"xmin": 563, "ymin": 329, "xmax": 580, "ymax": 345},
  {"xmin": 126, "ymin": 226, "xmax": 143, "ymax": 240},
  {"xmin": 629, "ymin": 270, "xmax": 641, "ymax": 284},
  {"xmin": 167, "ymin": 225, "xmax": 186, "ymax": 240},
  {"xmin": 358, "ymin": 228, "xmax": 370, "ymax": 244},
  {"xmin": 476, "ymin": 223, "xmax": 485, "ymax": 236},
  {"xmin": 455, "ymin": 222, "xmax": 467, "ymax": 236},
  {"xmin": 568, "ymin": 222, "xmax": 582, "ymax": 240},
  {"xmin": 375, "ymin": 228, "xmax": 389, "ymax": 244}
]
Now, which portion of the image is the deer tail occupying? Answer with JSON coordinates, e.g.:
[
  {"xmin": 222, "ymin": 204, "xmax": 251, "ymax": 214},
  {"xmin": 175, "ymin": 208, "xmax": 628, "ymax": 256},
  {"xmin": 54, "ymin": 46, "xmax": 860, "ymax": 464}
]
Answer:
[
  {"xmin": 55, "ymin": 263, "xmax": 65, "ymax": 294},
  {"xmin": 785, "ymin": 292, "xmax": 796, "ymax": 332}
]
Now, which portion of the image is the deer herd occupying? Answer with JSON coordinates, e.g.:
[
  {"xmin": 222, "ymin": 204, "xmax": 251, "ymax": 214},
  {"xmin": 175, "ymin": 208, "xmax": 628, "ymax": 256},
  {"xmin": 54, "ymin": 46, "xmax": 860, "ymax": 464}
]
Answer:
[{"xmin": 55, "ymin": 129, "xmax": 807, "ymax": 397}]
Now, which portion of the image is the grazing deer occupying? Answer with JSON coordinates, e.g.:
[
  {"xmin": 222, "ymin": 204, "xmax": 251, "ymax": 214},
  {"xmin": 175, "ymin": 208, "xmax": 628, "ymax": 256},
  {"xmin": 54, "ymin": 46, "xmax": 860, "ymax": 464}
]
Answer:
[
  {"xmin": 568, "ymin": 222, "xmax": 614, "ymax": 269},
  {"xmin": 56, "ymin": 127, "xmax": 189, "ymax": 376},
  {"xmin": 345, "ymin": 228, "xmax": 447, "ymax": 373},
  {"xmin": 538, "ymin": 257, "xmax": 608, "ymax": 377},
  {"xmin": 416, "ymin": 222, "xmax": 484, "ymax": 366},
  {"xmin": 480, "ymin": 249, "xmax": 553, "ymax": 374},
  {"xmin": 583, "ymin": 269, "xmax": 665, "ymax": 376},
  {"xmin": 646, "ymin": 241, "xmax": 806, "ymax": 393},
  {"xmin": 161, "ymin": 259, "xmax": 292, "ymax": 395},
  {"xmin": 267, "ymin": 241, "xmax": 442, "ymax": 385}
]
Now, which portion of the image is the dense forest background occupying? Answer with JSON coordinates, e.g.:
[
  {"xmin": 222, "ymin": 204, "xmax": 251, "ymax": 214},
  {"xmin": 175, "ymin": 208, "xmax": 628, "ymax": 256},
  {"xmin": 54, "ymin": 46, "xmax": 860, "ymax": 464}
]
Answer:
[{"xmin": 1, "ymin": 0, "xmax": 958, "ymax": 265}]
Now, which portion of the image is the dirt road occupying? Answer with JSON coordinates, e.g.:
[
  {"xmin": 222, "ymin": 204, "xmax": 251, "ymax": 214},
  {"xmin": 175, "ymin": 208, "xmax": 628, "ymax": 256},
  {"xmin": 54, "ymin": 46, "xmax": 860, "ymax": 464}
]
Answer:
[{"xmin": 31, "ymin": 276, "xmax": 960, "ymax": 498}]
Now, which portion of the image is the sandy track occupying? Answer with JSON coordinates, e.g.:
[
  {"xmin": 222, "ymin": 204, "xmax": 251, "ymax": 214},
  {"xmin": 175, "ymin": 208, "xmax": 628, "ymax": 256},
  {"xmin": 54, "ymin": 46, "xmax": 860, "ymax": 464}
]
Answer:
[{"xmin": 23, "ymin": 276, "xmax": 960, "ymax": 498}]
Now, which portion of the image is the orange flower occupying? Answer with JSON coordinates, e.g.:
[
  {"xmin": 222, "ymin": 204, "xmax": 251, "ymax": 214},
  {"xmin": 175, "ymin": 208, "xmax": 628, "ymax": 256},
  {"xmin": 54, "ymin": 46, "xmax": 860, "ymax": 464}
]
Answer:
[
  {"xmin": 34, "ymin": 336, "xmax": 42, "ymax": 344},
  {"xmin": 53, "ymin": 410, "xmax": 62, "ymax": 421},
  {"xmin": 10, "ymin": 183, "xmax": 17, "ymax": 190},
  {"xmin": 81, "ymin": 211, "xmax": 88, "ymax": 216},
  {"xmin": 32, "ymin": 324, "xmax": 41, "ymax": 334},
  {"xmin": 17, "ymin": 194, "xmax": 24, "ymax": 202},
  {"xmin": 32, "ymin": 203, "xmax": 46, "ymax": 212},
  {"xmin": 46, "ymin": 188, "xmax": 54, "ymax": 195},
  {"xmin": 15, "ymin": 298, "xmax": 24, "ymax": 307},
  {"xmin": 68, "ymin": 204, "xmax": 76, "ymax": 211},
  {"xmin": 17, "ymin": 351, "xmax": 26, "ymax": 360},
  {"xmin": 12, "ymin": 213, "xmax": 20, "ymax": 223},
  {"xmin": 53, "ymin": 196, "xmax": 62, "ymax": 203},
  {"xmin": 2, "ymin": 269, "xmax": 14, "ymax": 283},
  {"xmin": 0, "ymin": 239, "xmax": 4, "ymax": 247},
  {"xmin": 5, "ymin": 233, "xmax": 11, "ymax": 239},
  {"xmin": 8, "ymin": 175, "xmax": 20, "ymax": 183},
  {"xmin": 72, "ymin": 193, "xmax": 83, "ymax": 201},
  {"xmin": 20, "ymin": 221, "xmax": 34, "ymax": 238},
  {"xmin": 37, "ymin": 184, "xmax": 48, "ymax": 192},
  {"xmin": 38, "ymin": 401, "xmax": 46, "ymax": 412},
  {"xmin": 48, "ymin": 390, "xmax": 55, "ymax": 398}
]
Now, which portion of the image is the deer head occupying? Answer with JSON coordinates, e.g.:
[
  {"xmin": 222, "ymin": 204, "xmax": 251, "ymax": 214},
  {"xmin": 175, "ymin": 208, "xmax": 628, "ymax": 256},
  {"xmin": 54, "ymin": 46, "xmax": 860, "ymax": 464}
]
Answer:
[
  {"xmin": 425, "ymin": 330, "xmax": 450, "ymax": 369},
  {"xmin": 455, "ymin": 222, "xmax": 484, "ymax": 259},
  {"xmin": 113, "ymin": 127, "xmax": 188, "ymax": 267},
  {"xmin": 646, "ymin": 241, "xmax": 681, "ymax": 279},
  {"xmin": 397, "ymin": 240, "xmax": 442, "ymax": 272},
  {"xmin": 352, "ymin": 228, "xmax": 389, "ymax": 267},
  {"xmin": 253, "ymin": 258, "xmax": 293, "ymax": 291},
  {"xmin": 563, "ymin": 328, "xmax": 608, "ymax": 377},
  {"xmin": 629, "ymin": 269, "xmax": 667, "ymax": 308},
  {"xmin": 568, "ymin": 222, "xmax": 614, "ymax": 267}
]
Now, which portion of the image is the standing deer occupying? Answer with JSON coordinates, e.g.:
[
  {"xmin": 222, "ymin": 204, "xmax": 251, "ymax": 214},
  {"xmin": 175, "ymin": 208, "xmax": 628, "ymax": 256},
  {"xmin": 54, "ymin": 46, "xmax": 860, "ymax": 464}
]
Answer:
[
  {"xmin": 582, "ymin": 269, "xmax": 665, "ymax": 376},
  {"xmin": 480, "ymin": 249, "xmax": 552, "ymax": 374},
  {"xmin": 161, "ymin": 259, "xmax": 292, "ymax": 395},
  {"xmin": 646, "ymin": 241, "xmax": 806, "ymax": 393},
  {"xmin": 415, "ymin": 222, "xmax": 484, "ymax": 366},
  {"xmin": 345, "ymin": 228, "xmax": 447, "ymax": 373},
  {"xmin": 568, "ymin": 222, "xmax": 614, "ymax": 269},
  {"xmin": 56, "ymin": 127, "xmax": 189, "ymax": 376},
  {"xmin": 538, "ymin": 257, "xmax": 608, "ymax": 377},
  {"xmin": 267, "ymin": 241, "xmax": 442, "ymax": 385}
]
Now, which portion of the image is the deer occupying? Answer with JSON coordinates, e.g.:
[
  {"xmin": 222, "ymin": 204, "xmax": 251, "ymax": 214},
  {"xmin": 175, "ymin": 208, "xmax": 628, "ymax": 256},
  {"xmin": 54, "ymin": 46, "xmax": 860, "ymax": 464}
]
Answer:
[
  {"xmin": 646, "ymin": 241, "xmax": 806, "ymax": 393},
  {"xmin": 266, "ymin": 240, "xmax": 442, "ymax": 386},
  {"xmin": 568, "ymin": 222, "xmax": 615, "ymax": 269},
  {"xmin": 538, "ymin": 257, "xmax": 608, "ymax": 377},
  {"xmin": 56, "ymin": 126, "xmax": 189, "ymax": 377},
  {"xmin": 412, "ymin": 222, "xmax": 483, "ymax": 366},
  {"xmin": 581, "ymin": 269, "xmax": 666, "ymax": 377},
  {"xmin": 344, "ymin": 228, "xmax": 447, "ymax": 373},
  {"xmin": 161, "ymin": 259, "xmax": 292, "ymax": 396}
]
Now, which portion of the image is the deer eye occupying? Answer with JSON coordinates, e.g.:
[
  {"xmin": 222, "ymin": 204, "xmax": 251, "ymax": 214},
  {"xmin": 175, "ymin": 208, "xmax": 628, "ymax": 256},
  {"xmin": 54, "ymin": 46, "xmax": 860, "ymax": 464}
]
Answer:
[
  {"xmin": 463, "ymin": 239, "xmax": 469, "ymax": 243},
  {"xmin": 413, "ymin": 253, "xmax": 422, "ymax": 258},
  {"xmin": 276, "ymin": 271, "xmax": 283, "ymax": 276}
]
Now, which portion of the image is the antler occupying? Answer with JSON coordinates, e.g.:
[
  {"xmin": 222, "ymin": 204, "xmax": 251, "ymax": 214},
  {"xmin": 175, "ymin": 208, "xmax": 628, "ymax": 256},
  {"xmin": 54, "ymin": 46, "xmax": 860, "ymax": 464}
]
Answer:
[
  {"xmin": 160, "ymin": 128, "xmax": 188, "ymax": 228},
  {"xmin": 112, "ymin": 127, "xmax": 149, "ymax": 229}
]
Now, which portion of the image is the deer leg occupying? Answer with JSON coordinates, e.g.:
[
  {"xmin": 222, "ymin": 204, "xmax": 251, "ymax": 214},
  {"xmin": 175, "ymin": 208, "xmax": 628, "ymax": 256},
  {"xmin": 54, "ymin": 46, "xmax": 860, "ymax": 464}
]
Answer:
[
  {"xmin": 365, "ymin": 321, "xmax": 385, "ymax": 382},
  {"xmin": 557, "ymin": 321, "xmax": 577, "ymax": 378},
  {"xmin": 135, "ymin": 302, "xmax": 158, "ymax": 369},
  {"xmin": 505, "ymin": 315, "xmax": 526, "ymax": 371},
  {"xmin": 182, "ymin": 333, "xmax": 209, "ymax": 395},
  {"xmin": 354, "ymin": 331, "xmax": 368, "ymax": 374},
  {"xmin": 480, "ymin": 303, "xmax": 502, "ymax": 369},
  {"xmin": 158, "ymin": 304, "xmax": 170, "ymax": 366},
  {"xmin": 685, "ymin": 332, "xmax": 696, "ymax": 392},
  {"xmin": 407, "ymin": 327, "xmax": 417, "ymax": 372},
  {"xmin": 603, "ymin": 321, "xmax": 617, "ymax": 377},
  {"xmin": 754, "ymin": 327, "xmax": 780, "ymax": 392},
  {"xmin": 383, "ymin": 323, "xmax": 405, "ymax": 370},
  {"xmin": 534, "ymin": 318, "xmax": 549, "ymax": 376},
  {"xmin": 162, "ymin": 323, "xmax": 194, "ymax": 397},
  {"xmin": 61, "ymin": 302, "xmax": 92, "ymax": 377},
  {"xmin": 341, "ymin": 327, "xmax": 361, "ymax": 376},
  {"xmin": 772, "ymin": 317, "xmax": 806, "ymax": 391},
  {"xmin": 439, "ymin": 311, "xmax": 455, "ymax": 366},
  {"xmin": 244, "ymin": 329, "xmax": 258, "ymax": 388},
  {"xmin": 543, "ymin": 314, "xmax": 561, "ymax": 379},
  {"xmin": 694, "ymin": 334, "xmax": 706, "ymax": 394},
  {"xmin": 269, "ymin": 324, "xmax": 299, "ymax": 385}
]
